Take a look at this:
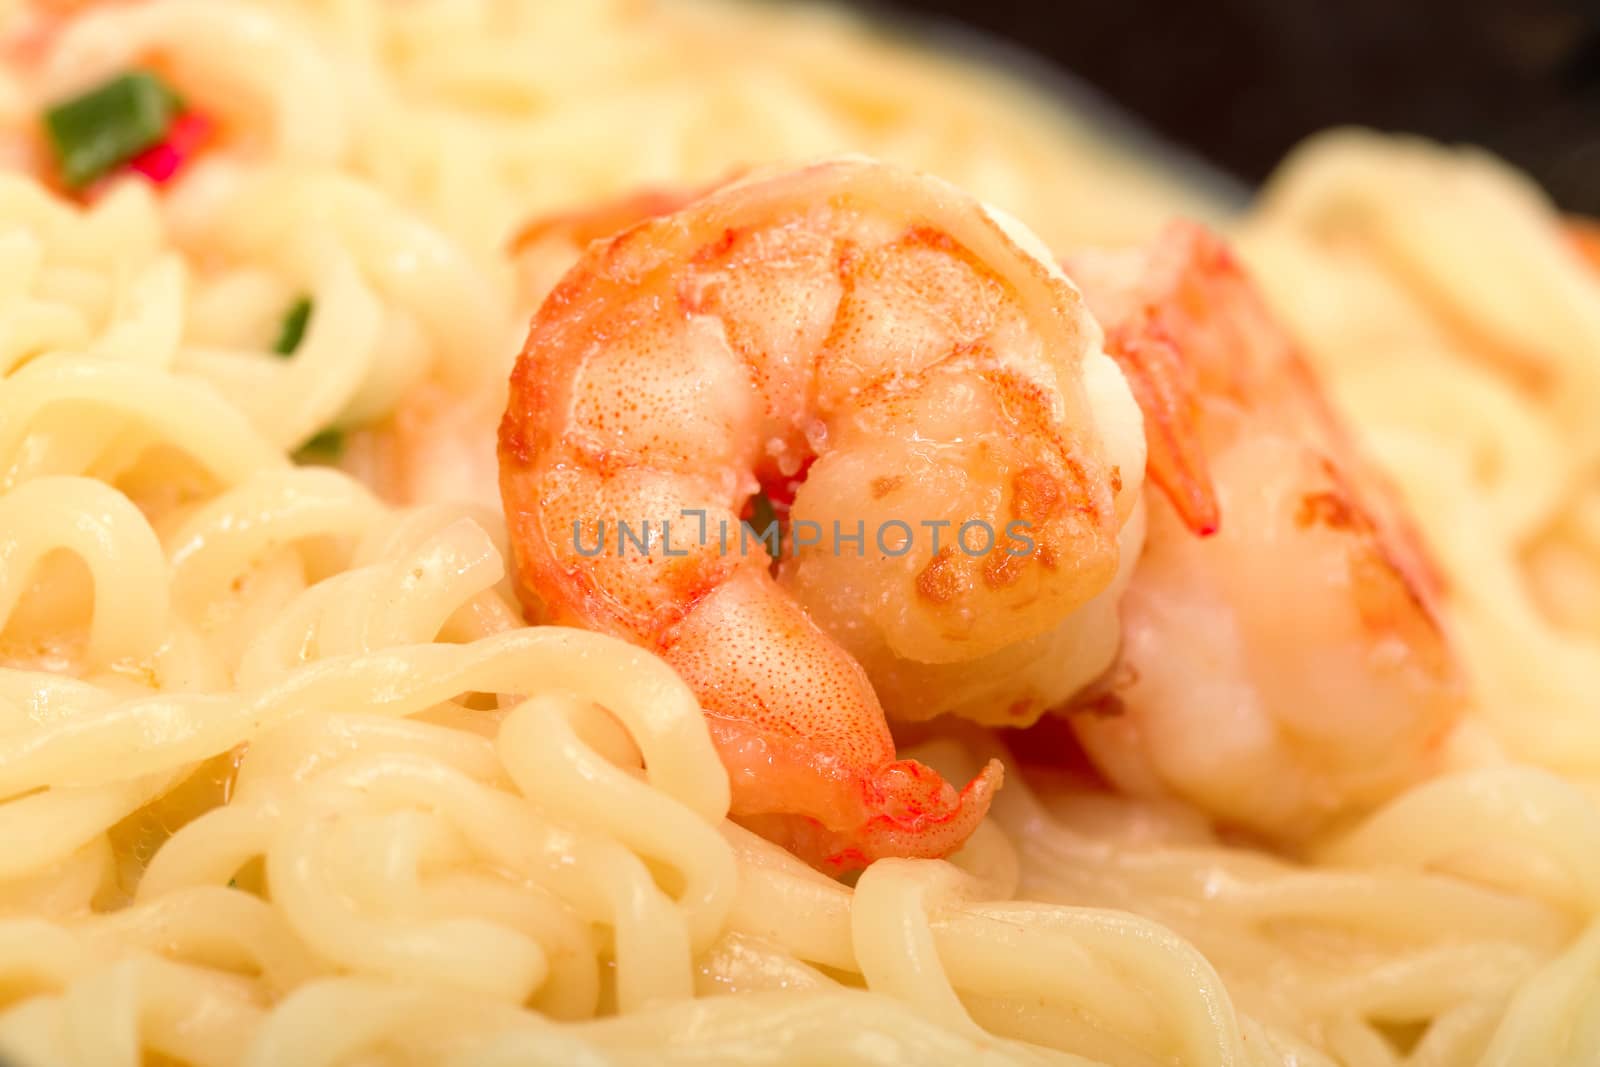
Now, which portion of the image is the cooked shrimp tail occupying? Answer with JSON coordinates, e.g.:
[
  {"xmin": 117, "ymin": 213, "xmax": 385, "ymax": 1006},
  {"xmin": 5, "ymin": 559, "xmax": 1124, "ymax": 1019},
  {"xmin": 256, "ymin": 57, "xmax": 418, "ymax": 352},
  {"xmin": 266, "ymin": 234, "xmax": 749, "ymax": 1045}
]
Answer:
[
  {"xmin": 651, "ymin": 565, "xmax": 1004, "ymax": 873},
  {"xmin": 1068, "ymin": 228, "xmax": 1316, "ymax": 537},
  {"xmin": 1097, "ymin": 294, "xmax": 1220, "ymax": 535}
]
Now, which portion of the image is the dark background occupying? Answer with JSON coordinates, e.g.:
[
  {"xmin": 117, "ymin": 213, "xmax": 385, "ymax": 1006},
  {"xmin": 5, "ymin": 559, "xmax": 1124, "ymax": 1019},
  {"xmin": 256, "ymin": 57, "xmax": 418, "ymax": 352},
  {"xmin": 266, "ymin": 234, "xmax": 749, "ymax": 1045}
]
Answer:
[{"xmin": 874, "ymin": 0, "xmax": 1600, "ymax": 213}]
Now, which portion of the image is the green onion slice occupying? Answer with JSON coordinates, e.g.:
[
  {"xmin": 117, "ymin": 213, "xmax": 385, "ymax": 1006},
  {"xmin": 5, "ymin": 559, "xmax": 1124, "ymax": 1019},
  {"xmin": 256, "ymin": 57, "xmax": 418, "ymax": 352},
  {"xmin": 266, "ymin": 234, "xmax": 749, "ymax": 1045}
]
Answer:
[
  {"xmin": 273, "ymin": 297, "xmax": 313, "ymax": 356},
  {"xmin": 293, "ymin": 429, "xmax": 345, "ymax": 465},
  {"xmin": 44, "ymin": 71, "xmax": 182, "ymax": 190}
]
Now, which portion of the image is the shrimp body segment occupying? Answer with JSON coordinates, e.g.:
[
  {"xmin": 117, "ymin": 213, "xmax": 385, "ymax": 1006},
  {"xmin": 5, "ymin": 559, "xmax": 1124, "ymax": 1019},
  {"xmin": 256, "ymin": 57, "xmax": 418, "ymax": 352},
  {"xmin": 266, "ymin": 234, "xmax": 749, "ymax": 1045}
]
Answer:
[
  {"xmin": 499, "ymin": 160, "xmax": 1144, "ymax": 871},
  {"xmin": 1062, "ymin": 223, "xmax": 1466, "ymax": 837}
]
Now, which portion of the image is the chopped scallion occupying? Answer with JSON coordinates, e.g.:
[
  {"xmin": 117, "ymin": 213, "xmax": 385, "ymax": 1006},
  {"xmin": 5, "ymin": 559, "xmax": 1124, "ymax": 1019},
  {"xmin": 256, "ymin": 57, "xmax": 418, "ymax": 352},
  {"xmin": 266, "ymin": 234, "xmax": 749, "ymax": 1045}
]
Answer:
[
  {"xmin": 44, "ymin": 71, "xmax": 182, "ymax": 190},
  {"xmin": 294, "ymin": 428, "xmax": 345, "ymax": 465},
  {"xmin": 273, "ymin": 297, "xmax": 314, "ymax": 356}
]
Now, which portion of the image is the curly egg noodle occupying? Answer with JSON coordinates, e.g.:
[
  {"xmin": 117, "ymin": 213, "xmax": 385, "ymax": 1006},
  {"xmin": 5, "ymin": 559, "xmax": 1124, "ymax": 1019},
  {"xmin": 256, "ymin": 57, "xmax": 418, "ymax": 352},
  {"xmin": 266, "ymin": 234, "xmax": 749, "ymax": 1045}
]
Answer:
[{"xmin": 0, "ymin": 1, "xmax": 1598, "ymax": 1065}]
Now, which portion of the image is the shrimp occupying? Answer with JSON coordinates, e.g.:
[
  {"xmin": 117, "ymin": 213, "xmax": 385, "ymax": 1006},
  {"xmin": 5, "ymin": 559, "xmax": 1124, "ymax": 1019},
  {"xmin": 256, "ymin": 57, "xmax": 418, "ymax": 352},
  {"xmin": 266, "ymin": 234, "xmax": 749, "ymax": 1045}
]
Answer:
[
  {"xmin": 498, "ymin": 159, "xmax": 1146, "ymax": 871},
  {"xmin": 1059, "ymin": 222, "xmax": 1466, "ymax": 838}
]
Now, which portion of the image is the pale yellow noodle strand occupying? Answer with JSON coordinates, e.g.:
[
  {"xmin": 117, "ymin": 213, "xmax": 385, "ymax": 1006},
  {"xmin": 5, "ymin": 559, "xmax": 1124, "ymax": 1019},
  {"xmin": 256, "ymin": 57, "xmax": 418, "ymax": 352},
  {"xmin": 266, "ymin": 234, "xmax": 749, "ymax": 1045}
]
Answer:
[
  {"xmin": 175, "ymin": 244, "xmax": 386, "ymax": 450},
  {"xmin": 234, "ymin": 713, "xmax": 510, "ymax": 799},
  {"xmin": 135, "ymin": 804, "xmax": 276, "ymax": 901},
  {"xmin": 0, "ymin": 628, "xmax": 715, "ymax": 794},
  {"xmin": 941, "ymin": 903, "xmax": 1243, "ymax": 1065},
  {"xmin": 231, "ymin": 518, "xmax": 505, "ymax": 686},
  {"xmin": 1477, "ymin": 918, "xmax": 1600, "ymax": 1067},
  {"xmin": 0, "ymin": 477, "xmax": 171, "ymax": 665},
  {"xmin": 0, "ymin": 842, "xmax": 110, "ymax": 919},
  {"xmin": 164, "ymin": 468, "xmax": 382, "ymax": 617},
  {"xmin": 83, "ymin": 254, "xmax": 187, "ymax": 370},
  {"xmin": 1317, "ymin": 768, "xmax": 1600, "ymax": 913},
  {"xmin": 0, "ymin": 920, "xmax": 92, "ymax": 997},
  {"xmin": 78, "ymin": 888, "xmax": 317, "ymax": 997},
  {"xmin": 0, "ymin": 776, "xmax": 173, "ymax": 881},
  {"xmin": 265, "ymin": 770, "xmax": 550, "ymax": 1003},
  {"xmin": 853, "ymin": 860, "xmax": 980, "ymax": 1032},
  {"xmin": 417, "ymin": 872, "xmax": 600, "ymax": 1021},
  {"xmin": 238, "ymin": 980, "xmax": 524, "ymax": 1067},
  {"xmin": 496, "ymin": 696, "xmax": 737, "ymax": 953},
  {"xmin": 0, "ymin": 956, "xmax": 264, "ymax": 1067},
  {"xmin": 0, "ymin": 357, "xmax": 282, "ymax": 489},
  {"xmin": 693, "ymin": 931, "xmax": 836, "ymax": 997}
]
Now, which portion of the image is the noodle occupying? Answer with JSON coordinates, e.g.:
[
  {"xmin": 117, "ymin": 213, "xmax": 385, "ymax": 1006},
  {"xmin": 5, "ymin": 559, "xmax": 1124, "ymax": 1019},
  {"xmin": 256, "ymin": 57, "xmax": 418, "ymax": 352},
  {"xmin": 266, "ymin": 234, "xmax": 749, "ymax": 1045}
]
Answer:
[{"xmin": 0, "ymin": 2, "xmax": 1597, "ymax": 1066}]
